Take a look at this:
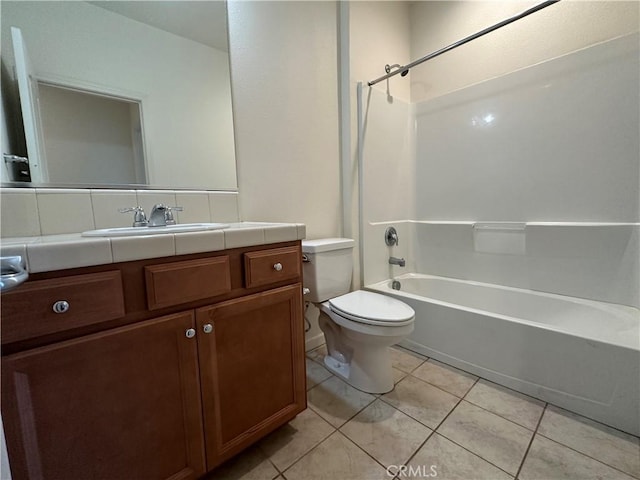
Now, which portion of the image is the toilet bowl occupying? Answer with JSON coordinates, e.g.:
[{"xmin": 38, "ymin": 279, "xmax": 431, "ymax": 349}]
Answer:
[
  {"xmin": 316, "ymin": 290, "xmax": 415, "ymax": 393},
  {"xmin": 302, "ymin": 238, "xmax": 416, "ymax": 394}
]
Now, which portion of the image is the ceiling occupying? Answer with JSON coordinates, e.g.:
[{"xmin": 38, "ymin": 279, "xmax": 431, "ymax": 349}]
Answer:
[{"xmin": 89, "ymin": 1, "xmax": 229, "ymax": 52}]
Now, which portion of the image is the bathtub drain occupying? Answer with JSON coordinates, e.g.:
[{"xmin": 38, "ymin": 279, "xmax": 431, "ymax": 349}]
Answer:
[{"xmin": 391, "ymin": 280, "xmax": 401, "ymax": 290}]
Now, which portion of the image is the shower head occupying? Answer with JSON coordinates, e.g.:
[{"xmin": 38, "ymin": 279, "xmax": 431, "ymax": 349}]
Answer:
[{"xmin": 385, "ymin": 63, "xmax": 409, "ymax": 77}]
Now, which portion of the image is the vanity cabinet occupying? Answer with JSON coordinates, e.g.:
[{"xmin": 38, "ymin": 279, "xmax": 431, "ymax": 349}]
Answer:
[
  {"xmin": 1, "ymin": 311, "xmax": 206, "ymax": 480},
  {"xmin": 196, "ymin": 284, "xmax": 304, "ymax": 467},
  {"xmin": 1, "ymin": 241, "xmax": 306, "ymax": 480}
]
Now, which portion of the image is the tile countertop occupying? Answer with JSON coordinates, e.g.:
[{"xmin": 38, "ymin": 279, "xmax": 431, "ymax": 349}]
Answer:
[{"xmin": 0, "ymin": 222, "xmax": 306, "ymax": 273}]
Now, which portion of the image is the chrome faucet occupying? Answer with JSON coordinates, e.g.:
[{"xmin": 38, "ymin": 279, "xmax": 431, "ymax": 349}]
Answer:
[
  {"xmin": 118, "ymin": 206, "xmax": 148, "ymax": 227},
  {"xmin": 148, "ymin": 204, "xmax": 183, "ymax": 227},
  {"xmin": 389, "ymin": 256, "xmax": 406, "ymax": 267}
]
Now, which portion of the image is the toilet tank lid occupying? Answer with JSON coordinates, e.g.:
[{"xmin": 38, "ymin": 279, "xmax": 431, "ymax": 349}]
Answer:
[{"xmin": 302, "ymin": 238, "xmax": 354, "ymax": 253}]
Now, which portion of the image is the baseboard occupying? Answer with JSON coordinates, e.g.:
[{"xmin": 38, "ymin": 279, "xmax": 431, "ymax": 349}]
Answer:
[{"xmin": 305, "ymin": 332, "xmax": 325, "ymax": 352}]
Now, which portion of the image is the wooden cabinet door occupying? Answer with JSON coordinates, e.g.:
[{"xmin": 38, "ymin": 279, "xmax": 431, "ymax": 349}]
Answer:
[
  {"xmin": 1, "ymin": 312, "xmax": 206, "ymax": 480},
  {"xmin": 196, "ymin": 284, "xmax": 306, "ymax": 468}
]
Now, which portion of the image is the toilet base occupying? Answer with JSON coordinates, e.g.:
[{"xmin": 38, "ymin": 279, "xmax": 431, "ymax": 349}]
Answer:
[
  {"xmin": 323, "ymin": 346, "xmax": 395, "ymax": 394},
  {"xmin": 317, "ymin": 303, "xmax": 414, "ymax": 394}
]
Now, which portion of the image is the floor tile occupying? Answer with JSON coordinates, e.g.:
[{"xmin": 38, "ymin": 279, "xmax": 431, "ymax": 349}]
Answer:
[
  {"xmin": 283, "ymin": 431, "xmax": 387, "ymax": 480},
  {"xmin": 381, "ymin": 375, "xmax": 459, "ymax": 429},
  {"xmin": 307, "ymin": 376, "xmax": 376, "ymax": 428},
  {"xmin": 258, "ymin": 408, "xmax": 335, "ymax": 472},
  {"xmin": 306, "ymin": 358, "xmax": 332, "ymax": 390},
  {"xmin": 340, "ymin": 399, "xmax": 432, "ymax": 467},
  {"xmin": 519, "ymin": 434, "xmax": 636, "ymax": 480},
  {"xmin": 412, "ymin": 359, "xmax": 477, "ymax": 397},
  {"xmin": 392, "ymin": 367, "xmax": 407, "ymax": 384},
  {"xmin": 306, "ymin": 344, "xmax": 328, "ymax": 365},
  {"xmin": 389, "ymin": 346, "xmax": 426, "ymax": 373},
  {"xmin": 464, "ymin": 379, "xmax": 545, "ymax": 430},
  {"xmin": 205, "ymin": 445, "xmax": 279, "ymax": 480},
  {"xmin": 437, "ymin": 400, "xmax": 532, "ymax": 475},
  {"xmin": 407, "ymin": 433, "xmax": 512, "ymax": 480},
  {"xmin": 537, "ymin": 405, "xmax": 640, "ymax": 478}
]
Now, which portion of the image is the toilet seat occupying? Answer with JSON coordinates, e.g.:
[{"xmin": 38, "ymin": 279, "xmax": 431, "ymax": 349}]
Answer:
[{"xmin": 329, "ymin": 290, "xmax": 415, "ymax": 327}]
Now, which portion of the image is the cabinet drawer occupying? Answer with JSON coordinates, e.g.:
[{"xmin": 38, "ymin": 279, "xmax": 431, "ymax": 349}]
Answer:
[
  {"xmin": 1, "ymin": 271, "xmax": 125, "ymax": 344},
  {"xmin": 244, "ymin": 246, "xmax": 301, "ymax": 289},
  {"xmin": 145, "ymin": 256, "xmax": 231, "ymax": 310}
]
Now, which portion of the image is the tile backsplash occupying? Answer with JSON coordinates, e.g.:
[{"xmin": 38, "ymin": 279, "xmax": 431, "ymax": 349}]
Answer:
[{"xmin": 0, "ymin": 188, "xmax": 240, "ymax": 238}]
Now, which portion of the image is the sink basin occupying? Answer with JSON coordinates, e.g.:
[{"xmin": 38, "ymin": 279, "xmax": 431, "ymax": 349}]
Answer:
[{"xmin": 82, "ymin": 223, "xmax": 230, "ymax": 237}]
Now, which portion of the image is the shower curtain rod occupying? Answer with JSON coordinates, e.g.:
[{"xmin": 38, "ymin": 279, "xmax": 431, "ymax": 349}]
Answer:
[{"xmin": 367, "ymin": 0, "xmax": 560, "ymax": 87}]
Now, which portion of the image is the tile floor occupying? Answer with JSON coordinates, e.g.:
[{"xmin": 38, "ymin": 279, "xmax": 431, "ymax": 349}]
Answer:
[{"xmin": 207, "ymin": 344, "xmax": 640, "ymax": 480}]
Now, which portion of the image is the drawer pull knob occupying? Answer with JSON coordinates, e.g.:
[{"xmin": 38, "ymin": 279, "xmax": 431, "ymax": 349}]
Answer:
[
  {"xmin": 185, "ymin": 328, "xmax": 196, "ymax": 339},
  {"xmin": 52, "ymin": 300, "xmax": 70, "ymax": 314},
  {"xmin": 273, "ymin": 263, "xmax": 283, "ymax": 272},
  {"xmin": 203, "ymin": 323, "xmax": 213, "ymax": 334}
]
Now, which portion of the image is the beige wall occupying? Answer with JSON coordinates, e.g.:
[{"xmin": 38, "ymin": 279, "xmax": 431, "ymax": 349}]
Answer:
[
  {"xmin": 409, "ymin": 1, "xmax": 640, "ymax": 102},
  {"xmin": 350, "ymin": 1, "xmax": 412, "ymax": 102},
  {"xmin": 348, "ymin": 1, "xmax": 413, "ymax": 288},
  {"xmin": 228, "ymin": 1, "xmax": 341, "ymax": 240}
]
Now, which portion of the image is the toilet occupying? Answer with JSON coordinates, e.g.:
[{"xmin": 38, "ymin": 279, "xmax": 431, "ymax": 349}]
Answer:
[{"xmin": 302, "ymin": 238, "xmax": 415, "ymax": 394}]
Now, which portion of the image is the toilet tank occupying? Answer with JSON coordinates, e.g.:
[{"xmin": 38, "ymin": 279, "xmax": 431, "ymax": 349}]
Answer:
[{"xmin": 301, "ymin": 238, "xmax": 355, "ymax": 303}]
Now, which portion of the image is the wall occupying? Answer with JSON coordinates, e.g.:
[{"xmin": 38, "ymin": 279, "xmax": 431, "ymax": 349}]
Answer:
[
  {"xmin": 1, "ymin": 1, "xmax": 236, "ymax": 190},
  {"xmin": 228, "ymin": 1, "xmax": 340, "ymax": 241},
  {"xmin": 409, "ymin": 1, "xmax": 640, "ymax": 102},
  {"xmin": 350, "ymin": 1, "xmax": 411, "ymax": 103},
  {"xmin": 227, "ymin": 1, "xmax": 341, "ymax": 349},
  {"xmin": 348, "ymin": 2, "xmax": 414, "ymax": 288},
  {"xmin": 358, "ymin": 1, "xmax": 639, "ymax": 308},
  {"xmin": 408, "ymin": 4, "xmax": 640, "ymax": 307},
  {"xmin": 0, "ymin": 188, "xmax": 239, "ymax": 238},
  {"xmin": 39, "ymin": 85, "xmax": 141, "ymax": 185}
]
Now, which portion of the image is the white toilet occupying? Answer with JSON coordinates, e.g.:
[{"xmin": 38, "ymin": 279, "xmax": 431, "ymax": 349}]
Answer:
[{"xmin": 302, "ymin": 238, "xmax": 415, "ymax": 394}]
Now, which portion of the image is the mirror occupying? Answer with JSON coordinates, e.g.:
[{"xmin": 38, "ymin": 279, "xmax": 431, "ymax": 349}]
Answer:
[{"xmin": 1, "ymin": 1, "xmax": 238, "ymax": 190}]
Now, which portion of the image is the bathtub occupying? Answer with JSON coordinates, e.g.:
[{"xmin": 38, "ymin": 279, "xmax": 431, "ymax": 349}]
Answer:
[{"xmin": 367, "ymin": 273, "xmax": 640, "ymax": 436}]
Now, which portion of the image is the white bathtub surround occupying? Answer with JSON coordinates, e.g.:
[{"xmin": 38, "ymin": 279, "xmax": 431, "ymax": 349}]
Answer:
[
  {"xmin": 364, "ymin": 220, "xmax": 640, "ymax": 309},
  {"xmin": 369, "ymin": 274, "xmax": 640, "ymax": 436},
  {"xmin": 362, "ymin": 220, "xmax": 415, "ymax": 285},
  {"xmin": 0, "ymin": 188, "xmax": 240, "ymax": 238},
  {"xmin": 472, "ymin": 222, "xmax": 526, "ymax": 255},
  {"xmin": 413, "ymin": 34, "xmax": 639, "ymax": 224}
]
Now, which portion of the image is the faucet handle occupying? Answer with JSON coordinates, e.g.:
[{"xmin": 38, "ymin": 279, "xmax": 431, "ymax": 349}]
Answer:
[
  {"xmin": 385, "ymin": 226, "xmax": 399, "ymax": 246},
  {"xmin": 118, "ymin": 206, "xmax": 148, "ymax": 227},
  {"xmin": 164, "ymin": 206, "xmax": 183, "ymax": 225}
]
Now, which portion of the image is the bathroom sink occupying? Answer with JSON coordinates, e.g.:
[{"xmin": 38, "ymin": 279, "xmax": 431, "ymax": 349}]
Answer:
[{"xmin": 82, "ymin": 223, "xmax": 229, "ymax": 237}]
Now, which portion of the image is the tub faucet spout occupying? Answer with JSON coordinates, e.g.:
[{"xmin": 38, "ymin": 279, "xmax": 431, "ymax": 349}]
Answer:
[{"xmin": 389, "ymin": 256, "xmax": 406, "ymax": 267}]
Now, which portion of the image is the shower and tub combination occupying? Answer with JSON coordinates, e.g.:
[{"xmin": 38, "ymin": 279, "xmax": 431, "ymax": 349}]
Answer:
[
  {"xmin": 369, "ymin": 271, "xmax": 639, "ymax": 435},
  {"xmin": 357, "ymin": 3, "xmax": 639, "ymax": 437}
]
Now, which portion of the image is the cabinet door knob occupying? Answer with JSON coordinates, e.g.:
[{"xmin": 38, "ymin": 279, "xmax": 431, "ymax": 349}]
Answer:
[
  {"xmin": 185, "ymin": 328, "xmax": 196, "ymax": 339},
  {"xmin": 273, "ymin": 262, "xmax": 283, "ymax": 272},
  {"xmin": 52, "ymin": 300, "xmax": 70, "ymax": 314},
  {"xmin": 203, "ymin": 323, "xmax": 213, "ymax": 334}
]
